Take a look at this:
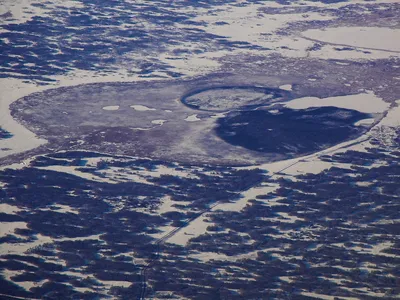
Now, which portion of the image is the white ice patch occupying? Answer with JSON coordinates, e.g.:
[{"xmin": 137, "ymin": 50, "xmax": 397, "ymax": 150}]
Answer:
[
  {"xmin": 285, "ymin": 92, "xmax": 390, "ymax": 114},
  {"xmin": 268, "ymin": 109, "xmax": 280, "ymax": 114},
  {"xmin": 151, "ymin": 119, "xmax": 167, "ymax": 125},
  {"xmin": 217, "ymin": 184, "xmax": 280, "ymax": 212},
  {"xmin": 191, "ymin": 6, "xmax": 334, "ymax": 51},
  {"xmin": 184, "ymin": 114, "xmax": 201, "ymax": 122},
  {"xmin": 131, "ymin": 127, "xmax": 151, "ymax": 131},
  {"xmin": 309, "ymin": 44, "xmax": 395, "ymax": 60},
  {"xmin": 102, "ymin": 105, "xmax": 119, "ymax": 111},
  {"xmin": 0, "ymin": 79, "xmax": 47, "ymax": 159},
  {"xmin": 302, "ymin": 27, "xmax": 400, "ymax": 52},
  {"xmin": 37, "ymin": 166, "xmax": 117, "ymax": 184},
  {"xmin": 379, "ymin": 100, "xmax": 400, "ymax": 127},
  {"xmin": 0, "ymin": 203, "xmax": 22, "ymax": 214},
  {"xmin": 279, "ymin": 84, "xmax": 292, "ymax": 91},
  {"xmin": 354, "ymin": 118, "xmax": 375, "ymax": 126},
  {"xmin": 0, "ymin": 221, "xmax": 27, "ymax": 236},
  {"xmin": 210, "ymin": 113, "xmax": 226, "ymax": 119},
  {"xmin": 276, "ymin": 160, "xmax": 335, "ymax": 176},
  {"xmin": 335, "ymin": 62, "xmax": 350, "ymax": 66},
  {"xmin": 166, "ymin": 214, "xmax": 210, "ymax": 246},
  {"xmin": 130, "ymin": 105, "xmax": 156, "ymax": 111}
]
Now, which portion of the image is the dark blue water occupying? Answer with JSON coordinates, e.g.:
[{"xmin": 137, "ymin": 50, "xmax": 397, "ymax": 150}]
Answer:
[{"xmin": 216, "ymin": 106, "xmax": 371, "ymax": 157}]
